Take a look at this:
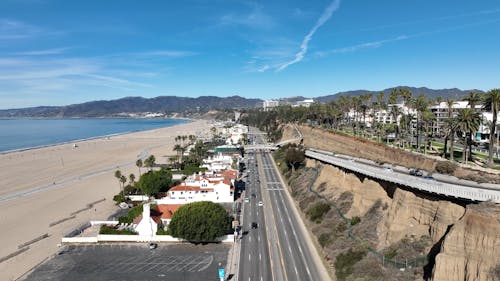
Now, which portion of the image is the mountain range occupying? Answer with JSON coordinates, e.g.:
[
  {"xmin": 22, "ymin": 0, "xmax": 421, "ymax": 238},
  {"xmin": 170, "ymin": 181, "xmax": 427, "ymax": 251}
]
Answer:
[{"xmin": 0, "ymin": 86, "xmax": 481, "ymax": 117}]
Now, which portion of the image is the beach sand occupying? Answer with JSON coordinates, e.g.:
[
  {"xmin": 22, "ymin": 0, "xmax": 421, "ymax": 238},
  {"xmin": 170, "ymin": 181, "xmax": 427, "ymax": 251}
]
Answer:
[{"xmin": 0, "ymin": 119, "xmax": 211, "ymax": 280}]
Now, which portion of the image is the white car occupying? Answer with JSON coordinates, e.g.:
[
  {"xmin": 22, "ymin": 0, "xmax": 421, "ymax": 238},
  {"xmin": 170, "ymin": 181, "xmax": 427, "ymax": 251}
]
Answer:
[
  {"xmin": 258, "ymin": 201, "xmax": 263, "ymax": 207},
  {"xmin": 244, "ymin": 197, "xmax": 249, "ymax": 203}
]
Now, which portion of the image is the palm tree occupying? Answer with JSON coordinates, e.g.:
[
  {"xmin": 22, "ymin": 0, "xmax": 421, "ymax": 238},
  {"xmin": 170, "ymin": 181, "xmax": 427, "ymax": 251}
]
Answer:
[
  {"xmin": 129, "ymin": 173, "xmax": 136, "ymax": 187},
  {"xmin": 464, "ymin": 91, "xmax": 483, "ymax": 156},
  {"xmin": 441, "ymin": 99, "xmax": 455, "ymax": 160},
  {"xmin": 414, "ymin": 95, "xmax": 429, "ymax": 152},
  {"xmin": 456, "ymin": 108, "xmax": 482, "ymax": 164},
  {"xmin": 174, "ymin": 144, "xmax": 183, "ymax": 165},
  {"xmin": 482, "ymin": 89, "xmax": 500, "ymax": 167},
  {"xmin": 135, "ymin": 159, "xmax": 143, "ymax": 176},
  {"xmin": 421, "ymin": 110, "xmax": 436, "ymax": 154},
  {"xmin": 144, "ymin": 155, "xmax": 156, "ymax": 171},
  {"xmin": 120, "ymin": 175, "xmax": 127, "ymax": 197},
  {"xmin": 114, "ymin": 170, "xmax": 125, "ymax": 197}
]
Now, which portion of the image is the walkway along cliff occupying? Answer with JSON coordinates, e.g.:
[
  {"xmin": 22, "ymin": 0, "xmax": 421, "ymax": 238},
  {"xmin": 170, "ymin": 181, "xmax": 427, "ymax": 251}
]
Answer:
[{"xmin": 273, "ymin": 124, "xmax": 499, "ymax": 281}]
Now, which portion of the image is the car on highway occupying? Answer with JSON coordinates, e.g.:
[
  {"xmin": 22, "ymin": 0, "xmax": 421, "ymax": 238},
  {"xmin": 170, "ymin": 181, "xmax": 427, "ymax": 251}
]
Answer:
[
  {"xmin": 258, "ymin": 201, "xmax": 263, "ymax": 207},
  {"xmin": 409, "ymin": 169, "xmax": 423, "ymax": 176},
  {"xmin": 149, "ymin": 243, "xmax": 157, "ymax": 250},
  {"xmin": 384, "ymin": 167, "xmax": 393, "ymax": 172},
  {"xmin": 251, "ymin": 222, "xmax": 258, "ymax": 229},
  {"xmin": 244, "ymin": 197, "xmax": 249, "ymax": 203},
  {"xmin": 423, "ymin": 175, "xmax": 434, "ymax": 180}
]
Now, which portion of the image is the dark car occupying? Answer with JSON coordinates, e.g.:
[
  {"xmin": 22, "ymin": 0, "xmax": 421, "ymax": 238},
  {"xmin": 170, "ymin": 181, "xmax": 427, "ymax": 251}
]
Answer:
[
  {"xmin": 251, "ymin": 222, "xmax": 258, "ymax": 229},
  {"xmin": 409, "ymin": 169, "xmax": 423, "ymax": 177}
]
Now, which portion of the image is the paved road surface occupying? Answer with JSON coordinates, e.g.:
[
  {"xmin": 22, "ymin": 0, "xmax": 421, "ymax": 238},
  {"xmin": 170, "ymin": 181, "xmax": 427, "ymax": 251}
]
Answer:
[{"xmin": 238, "ymin": 128, "xmax": 330, "ymax": 281}]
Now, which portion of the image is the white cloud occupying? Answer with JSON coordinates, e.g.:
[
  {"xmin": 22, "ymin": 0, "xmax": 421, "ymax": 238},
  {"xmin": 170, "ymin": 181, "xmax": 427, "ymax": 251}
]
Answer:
[
  {"xmin": 133, "ymin": 50, "xmax": 198, "ymax": 58},
  {"xmin": 277, "ymin": 0, "xmax": 341, "ymax": 72},
  {"xmin": 219, "ymin": 3, "xmax": 275, "ymax": 29},
  {"xmin": 13, "ymin": 47, "xmax": 71, "ymax": 56}
]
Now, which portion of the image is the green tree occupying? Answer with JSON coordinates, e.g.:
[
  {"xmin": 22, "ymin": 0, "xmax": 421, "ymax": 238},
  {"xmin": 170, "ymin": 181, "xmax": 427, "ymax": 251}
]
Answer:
[
  {"xmin": 482, "ymin": 89, "xmax": 500, "ymax": 167},
  {"xmin": 135, "ymin": 159, "xmax": 143, "ymax": 176},
  {"xmin": 136, "ymin": 168, "xmax": 172, "ymax": 196},
  {"xmin": 464, "ymin": 91, "xmax": 483, "ymax": 156},
  {"xmin": 144, "ymin": 155, "xmax": 156, "ymax": 171},
  {"xmin": 284, "ymin": 144, "xmax": 305, "ymax": 171},
  {"xmin": 168, "ymin": 201, "xmax": 232, "ymax": 242},
  {"xmin": 456, "ymin": 108, "xmax": 482, "ymax": 164},
  {"xmin": 120, "ymin": 175, "xmax": 127, "ymax": 197},
  {"xmin": 129, "ymin": 173, "xmax": 136, "ymax": 186}
]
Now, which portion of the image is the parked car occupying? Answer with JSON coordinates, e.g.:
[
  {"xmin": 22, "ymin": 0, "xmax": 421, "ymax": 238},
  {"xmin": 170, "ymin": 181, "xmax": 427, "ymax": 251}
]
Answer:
[{"xmin": 409, "ymin": 169, "xmax": 423, "ymax": 177}]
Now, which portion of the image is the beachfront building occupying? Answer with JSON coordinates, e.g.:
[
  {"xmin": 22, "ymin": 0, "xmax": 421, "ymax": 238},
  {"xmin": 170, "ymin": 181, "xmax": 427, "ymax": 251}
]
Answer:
[
  {"xmin": 155, "ymin": 170, "xmax": 236, "ymax": 205},
  {"xmin": 201, "ymin": 154, "xmax": 234, "ymax": 171}
]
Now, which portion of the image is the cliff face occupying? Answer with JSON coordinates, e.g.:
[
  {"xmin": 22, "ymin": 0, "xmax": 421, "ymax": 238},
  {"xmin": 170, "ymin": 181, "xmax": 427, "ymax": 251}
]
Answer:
[
  {"xmin": 432, "ymin": 202, "xmax": 500, "ymax": 281},
  {"xmin": 379, "ymin": 189, "xmax": 465, "ymax": 247},
  {"xmin": 281, "ymin": 125, "xmax": 500, "ymax": 280}
]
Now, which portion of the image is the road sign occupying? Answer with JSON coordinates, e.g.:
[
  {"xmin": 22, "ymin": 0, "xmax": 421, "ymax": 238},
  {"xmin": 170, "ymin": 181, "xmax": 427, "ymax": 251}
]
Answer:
[{"xmin": 218, "ymin": 268, "xmax": 225, "ymax": 279}]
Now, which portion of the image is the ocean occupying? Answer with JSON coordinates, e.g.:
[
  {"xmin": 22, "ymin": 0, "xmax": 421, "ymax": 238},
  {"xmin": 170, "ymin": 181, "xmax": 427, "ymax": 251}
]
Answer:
[{"xmin": 0, "ymin": 118, "xmax": 190, "ymax": 153}]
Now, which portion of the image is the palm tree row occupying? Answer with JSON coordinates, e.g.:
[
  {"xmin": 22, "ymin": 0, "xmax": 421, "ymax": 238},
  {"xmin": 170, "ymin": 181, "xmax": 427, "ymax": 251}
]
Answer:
[{"xmin": 241, "ymin": 88, "xmax": 500, "ymax": 167}]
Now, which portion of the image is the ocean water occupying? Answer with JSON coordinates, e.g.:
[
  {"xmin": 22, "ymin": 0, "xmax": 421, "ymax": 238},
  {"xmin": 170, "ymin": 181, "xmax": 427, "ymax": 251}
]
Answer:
[{"xmin": 0, "ymin": 118, "xmax": 190, "ymax": 153}]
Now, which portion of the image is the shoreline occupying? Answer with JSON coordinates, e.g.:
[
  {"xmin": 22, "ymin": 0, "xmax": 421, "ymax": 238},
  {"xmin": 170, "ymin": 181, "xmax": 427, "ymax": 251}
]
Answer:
[
  {"xmin": 0, "ymin": 118, "xmax": 192, "ymax": 155},
  {"xmin": 0, "ymin": 119, "xmax": 209, "ymax": 280}
]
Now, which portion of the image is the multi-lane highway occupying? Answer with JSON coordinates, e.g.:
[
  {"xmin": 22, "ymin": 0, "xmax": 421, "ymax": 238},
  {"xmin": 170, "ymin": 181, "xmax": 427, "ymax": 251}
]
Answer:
[
  {"xmin": 238, "ymin": 150, "xmax": 272, "ymax": 281},
  {"xmin": 238, "ymin": 128, "xmax": 330, "ymax": 281}
]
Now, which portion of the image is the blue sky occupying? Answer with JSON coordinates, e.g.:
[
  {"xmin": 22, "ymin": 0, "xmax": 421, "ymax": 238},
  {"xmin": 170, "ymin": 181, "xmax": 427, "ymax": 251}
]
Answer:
[{"xmin": 1, "ymin": 0, "xmax": 500, "ymax": 109}]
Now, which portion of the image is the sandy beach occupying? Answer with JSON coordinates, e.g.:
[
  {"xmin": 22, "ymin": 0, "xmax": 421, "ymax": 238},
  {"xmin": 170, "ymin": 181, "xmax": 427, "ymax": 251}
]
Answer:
[{"xmin": 0, "ymin": 119, "xmax": 211, "ymax": 280}]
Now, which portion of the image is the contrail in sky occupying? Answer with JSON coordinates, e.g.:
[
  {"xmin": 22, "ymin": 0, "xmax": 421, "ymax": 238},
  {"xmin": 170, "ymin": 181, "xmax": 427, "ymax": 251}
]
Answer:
[{"xmin": 277, "ymin": 0, "xmax": 341, "ymax": 72}]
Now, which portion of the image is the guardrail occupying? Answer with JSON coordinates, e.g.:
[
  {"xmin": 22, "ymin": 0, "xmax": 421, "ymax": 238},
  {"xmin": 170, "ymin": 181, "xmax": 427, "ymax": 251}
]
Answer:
[{"xmin": 305, "ymin": 150, "xmax": 500, "ymax": 203}]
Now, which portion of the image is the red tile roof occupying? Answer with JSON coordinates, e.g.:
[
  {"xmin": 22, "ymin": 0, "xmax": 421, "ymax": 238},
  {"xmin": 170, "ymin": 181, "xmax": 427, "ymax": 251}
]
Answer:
[{"xmin": 156, "ymin": 204, "xmax": 183, "ymax": 220}]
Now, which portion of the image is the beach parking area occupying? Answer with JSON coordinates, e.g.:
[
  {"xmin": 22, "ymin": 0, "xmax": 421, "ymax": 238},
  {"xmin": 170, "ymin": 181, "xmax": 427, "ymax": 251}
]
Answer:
[{"xmin": 0, "ymin": 119, "xmax": 210, "ymax": 280}]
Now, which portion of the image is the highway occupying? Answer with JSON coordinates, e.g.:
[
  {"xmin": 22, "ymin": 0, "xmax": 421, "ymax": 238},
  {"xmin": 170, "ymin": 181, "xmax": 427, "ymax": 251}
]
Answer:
[
  {"xmin": 238, "ymin": 150, "xmax": 272, "ymax": 281},
  {"xmin": 238, "ymin": 128, "xmax": 330, "ymax": 281},
  {"xmin": 306, "ymin": 149, "xmax": 500, "ymax": 203}
]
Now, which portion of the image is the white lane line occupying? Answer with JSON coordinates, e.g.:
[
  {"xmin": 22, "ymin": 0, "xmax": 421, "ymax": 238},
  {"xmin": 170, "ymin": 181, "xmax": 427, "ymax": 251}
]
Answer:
[
  {"xmin": 249, "ymin": 253, "xmax": 251, "ymax": 261},
  {"xmin": 259, "ymin": 253, "xmax": 262, "ymax": 261}
]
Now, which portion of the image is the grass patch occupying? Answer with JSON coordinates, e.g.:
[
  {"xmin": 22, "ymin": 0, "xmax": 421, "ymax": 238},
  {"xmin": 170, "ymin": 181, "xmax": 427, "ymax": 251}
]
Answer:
[
  {"xmin": 318, "ymin": 233, "xmax": 333, "ymax": 248},
  {"xmin": 384, "ymin": 249, "xmax": 398, "ymax": 259},
  {"xmin": 306, "ymin": 202, "xmax": 331, "ymax": 223},
  {"xmin": 99, "ymin": 225, "xmax": 137, "ymax": 235},
  {"xmin": 350, "ymin": 216, "xmax": 361, "ymax": 226},
  {"xmin": 118, "ymin": 204, "xmax": 143, "ymax": 224},
  {"xmin": 335, "ymin": 249, "xmax": 367, "ymax": 281}
]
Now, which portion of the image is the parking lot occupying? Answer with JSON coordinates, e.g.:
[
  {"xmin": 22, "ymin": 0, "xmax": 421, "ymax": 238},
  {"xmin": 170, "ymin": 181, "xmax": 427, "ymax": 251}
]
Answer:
[{"xmin": 23, "ymin": 243, "xmax": 229, "ymax": 281}]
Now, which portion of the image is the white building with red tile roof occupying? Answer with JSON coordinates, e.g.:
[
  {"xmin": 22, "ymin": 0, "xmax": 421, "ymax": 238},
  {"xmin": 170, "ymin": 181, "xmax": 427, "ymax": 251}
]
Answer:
[{"xmin": 155, "ymin": 170, "xmax": 236, "ymax": 205}]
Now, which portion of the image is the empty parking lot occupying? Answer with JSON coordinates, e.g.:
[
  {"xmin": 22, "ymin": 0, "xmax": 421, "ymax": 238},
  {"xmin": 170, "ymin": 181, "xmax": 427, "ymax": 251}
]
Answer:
[{"xmin": 23, "ymin": 243, "xmax": 229, "ymax": 281}]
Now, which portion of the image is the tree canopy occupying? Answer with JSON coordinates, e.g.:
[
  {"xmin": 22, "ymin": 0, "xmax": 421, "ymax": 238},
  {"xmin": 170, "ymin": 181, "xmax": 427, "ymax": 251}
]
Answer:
[
  {"xmin": 136, "ymin": 168, "xmax": 172, "ymax": 196},
  {"xmin": 168, "ymin": 201, "xmax": 232, "ymax": 242}
]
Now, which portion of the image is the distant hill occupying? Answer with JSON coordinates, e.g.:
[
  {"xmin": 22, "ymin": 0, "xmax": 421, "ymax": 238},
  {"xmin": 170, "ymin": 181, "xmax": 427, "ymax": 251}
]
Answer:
[
  {"xmin": 0, "ymin": 95, "xmax": 263, "ymax": 117},
  {"xmin": 0, "ymin": 86, "xmax": 486, "ymax": 117},
  {"xmin": 315, "ymin": 86, "xmax": 484, "ymax": 103}
]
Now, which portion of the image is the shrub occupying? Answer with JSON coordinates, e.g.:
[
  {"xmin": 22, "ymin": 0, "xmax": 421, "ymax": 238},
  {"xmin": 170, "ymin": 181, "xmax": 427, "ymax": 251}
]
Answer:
[
  {"xmin": 306, "ymin": 202, "xmax": 331, "ymax": 223},
  {"xmin": 118, "ymin": 205, "xmax": 143, "ymax": 224},
  {"xmin": 435, "ymin": 160, "xmax": 457, "ymax": 175},
  {"xmin": 335, "ymin": 249, "xmax": 367, "ymax": 281},
  {"xmin": 384, "ymin": 248, "xmax": 398, "ymax": 259},
  {"xmin": 318, "ymin": 233, "xmax": 333, "ymax": 248},
  {"xmin": 350, "ymin": 216, "xmax": 361, "ymax": 226},
  {"xmin": 113, "ymin": 194, "xmax": 126, "ymax": 204}
]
